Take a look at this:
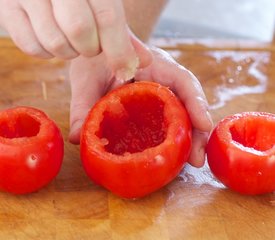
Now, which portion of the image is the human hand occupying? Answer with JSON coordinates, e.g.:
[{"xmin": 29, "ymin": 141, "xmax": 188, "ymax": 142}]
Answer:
[
  {"xmin": 0, "ymin": 0, "xmax": 141, "ymax": 79},
  {"xmin": 69, "ymin": 46, "xmax": 213, "ymax": 167}
]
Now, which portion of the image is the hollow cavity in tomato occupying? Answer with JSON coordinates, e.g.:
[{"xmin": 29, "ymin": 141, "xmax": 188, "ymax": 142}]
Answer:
[
  {"xmin": 0, "ymin": 106, "xmax": 64, "ymax": 194},
  {"xmin": 80, "ymin": 81, "xmax": 192, "ymax": 198},
  {"xmin": 206, "ymin": 112, "xmax": 275, "ymax": 195}
]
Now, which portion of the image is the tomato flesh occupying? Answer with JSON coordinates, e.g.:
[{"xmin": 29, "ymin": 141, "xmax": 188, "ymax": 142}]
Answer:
[
  {"xmin": 207, "ymin": 112, "xmax": 275, "ymax": 195},
  {"xmin": 230, "ymin": 117, "xmax": 275, "ymax": 152},
  {"xmin": 81, "ymin": 81, "xmax": 192, "ymax": 198},
  {"xmin": 0, "ymin": 112, "xmax": 40, "ymax": 138},
  {"xmin": 98, "ymin": 93, "xmax": 166, "ymax": 155},
  {"xmin": 0, "ymin": 107, "xmax": 64, "ymax": 194}
]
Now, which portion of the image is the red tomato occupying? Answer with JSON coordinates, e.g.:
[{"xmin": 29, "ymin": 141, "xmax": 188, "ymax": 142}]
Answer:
[
  {"xmin": 80, "ymin": 81, "xmax": 192, "ymax": 198},
  {"xmin": 207, "ymin": 112, "xmax": 275, "ymax": 195},
  {"xmin": 0, "ymin": 106, "xmax": 64, "ymax": 194}
]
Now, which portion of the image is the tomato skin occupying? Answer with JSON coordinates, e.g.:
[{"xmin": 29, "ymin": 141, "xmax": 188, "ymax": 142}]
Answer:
[
  {"xmin": 81, "ymin": 81, "xmax": 192, "ymax": 198},
  {"xmin": 207, "ymin": 112, "xmax": 275, "ymax": 195},
  {"xmin": 0, "ymin": 107, "xmax": 64, "ymax": 194}
]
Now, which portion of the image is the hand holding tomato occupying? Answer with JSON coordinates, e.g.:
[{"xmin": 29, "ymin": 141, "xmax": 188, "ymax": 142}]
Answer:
[{"xmin": 69, "ymin": 46, "xmax": 213, "ymax": 168}]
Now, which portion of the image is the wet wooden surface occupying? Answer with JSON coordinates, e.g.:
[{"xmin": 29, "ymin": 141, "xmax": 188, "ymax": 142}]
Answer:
[{"xmin": 0, "ymin": 38, "xmax": 274, "ymax": 239}]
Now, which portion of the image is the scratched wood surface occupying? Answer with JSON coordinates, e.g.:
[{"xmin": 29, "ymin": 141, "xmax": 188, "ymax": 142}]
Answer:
[{"xmin": 0, "ymin": 38, "xmax": 274, "ymax": 240}]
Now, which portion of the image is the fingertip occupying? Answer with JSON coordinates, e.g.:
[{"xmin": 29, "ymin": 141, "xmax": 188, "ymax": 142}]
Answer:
[
  {"xmin": 114, "ymin": 56, "xmax": 139, "ymax": 82},
  {"xmin": 188, "ymin": 148, "xmax": 206, "ymax": 168},
  {"xmin": 69, "ymin": 132, "xmax": 80, "ymax": 145},
  {"xmin": 69, "ymin": 119, "xmax": 83, "ymax": 145},
  {"xmin": 188, "ymin": 130, "xmax": 209, "ymax": 168}
]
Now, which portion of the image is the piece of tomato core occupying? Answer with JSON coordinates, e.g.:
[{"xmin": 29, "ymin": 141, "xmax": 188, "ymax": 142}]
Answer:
[
  {"xmin": 97, "ymin": 93, "xmax": 167, "ymax": 155},
  {"xmin": 230, "ymin": 117, "xmax": 275, "ymax": 152},
  {"xmin": 0, "ymin": 113, "xmax": 40, "ymax": 139}
]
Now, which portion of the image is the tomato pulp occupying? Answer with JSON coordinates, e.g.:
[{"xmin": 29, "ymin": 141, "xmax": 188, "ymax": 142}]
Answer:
[
  {"xmin": 0, "ymin": 106, "xmax": 64, "ymax": 194},
  {"xmin": 81, "ymin": 81, "xmax": 192, "ymax": 198},
  {"xmin": 207, "ymin": 112, "xmax": 275, "ymax": 195}
]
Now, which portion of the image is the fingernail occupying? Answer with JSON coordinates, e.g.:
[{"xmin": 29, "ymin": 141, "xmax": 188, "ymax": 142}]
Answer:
[
  {"xmin": 69, "ymin": 120, "xmax": 84, "ymax": 144},
  {"xmin": 115, "ymin": 57, "xmax": 139, "ymax": 82}
]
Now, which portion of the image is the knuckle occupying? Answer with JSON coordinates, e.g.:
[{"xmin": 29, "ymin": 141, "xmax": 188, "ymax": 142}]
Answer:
[
  {"xmin": 46, "ymin": 36, "xmax": 67, "ymax": 53},
  {"xmin": 67, "ymin": 19, "xmax": 91, "ymax": 38},
  {"xmin": 95, "ymin": 8, "xmax": 117, "ymax": 28}
]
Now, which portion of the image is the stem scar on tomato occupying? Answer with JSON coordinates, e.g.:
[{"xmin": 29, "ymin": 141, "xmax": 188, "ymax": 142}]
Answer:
[{"xmin": 80, "ymin": 81, "xmax": 192, "ymax": 198}]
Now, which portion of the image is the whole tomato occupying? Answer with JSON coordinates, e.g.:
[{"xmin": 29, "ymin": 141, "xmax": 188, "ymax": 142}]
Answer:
[
  {"xmin": 80, "ymin": 81, "xmax": 192, "ymax": 198},
  {"xmin": 0, "ymin": 106, "xmax": 64, "ymax": 194},
  {"xmin": 207, "ymin": 112, "xmax": 275, "ymax": 195}
]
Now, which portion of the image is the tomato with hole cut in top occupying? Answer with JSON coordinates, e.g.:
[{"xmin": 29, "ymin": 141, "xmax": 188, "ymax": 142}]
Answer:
[
  {"xmin": 0, "ymin": 106, "xmax": 64, "ymax": 194},
  {"xmin": 206, "ymin": 112, "xmax": 275, "ymax": 195},
  {"xmin": 80, "ymin": 81, "xmax": 192, "ymax": 198}
]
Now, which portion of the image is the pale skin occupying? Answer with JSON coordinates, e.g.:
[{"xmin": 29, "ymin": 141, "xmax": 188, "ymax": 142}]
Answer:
[{"xmin": 0, "ymin": 0, "xmax": 213, "ymax": 167}]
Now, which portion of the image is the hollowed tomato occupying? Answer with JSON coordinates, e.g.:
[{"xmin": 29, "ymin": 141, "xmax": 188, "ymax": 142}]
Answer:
[
  {"xmin": 80, "ymin": 81, "xmax": 192, "ymax": 198},
  {"xmin": 0, "ymin": 106, "xmax": 64, "ymax": 194},
  {"xmin": 207, "ymin": 112, "xmax": 275, "ymax": 195}
]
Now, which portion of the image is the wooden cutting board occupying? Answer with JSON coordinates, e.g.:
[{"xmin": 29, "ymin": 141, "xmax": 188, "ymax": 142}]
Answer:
[{"xmin": 0, "ymin": 38, "xmax": 274, "ymax": 240}]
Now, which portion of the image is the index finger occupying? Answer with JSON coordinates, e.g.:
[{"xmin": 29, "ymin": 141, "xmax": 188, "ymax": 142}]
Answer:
[{"xmin": 89, "ymin": 0, "xmax": 139, "ymax": 81}]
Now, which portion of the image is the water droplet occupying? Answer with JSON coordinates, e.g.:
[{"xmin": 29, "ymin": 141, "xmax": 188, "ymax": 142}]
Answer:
[
  {"xmin": 228, "ymin": 78, "xmax": 234, "ymax": 83},
  {"xmin": 237, "ymin": 65, "xmax": 243, "ymax": 71}
]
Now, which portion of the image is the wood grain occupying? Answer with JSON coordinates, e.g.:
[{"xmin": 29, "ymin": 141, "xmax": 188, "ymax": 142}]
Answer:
[{"xmin": 0, "ymin": 38, "xmax": 274, "ymax": 240}]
